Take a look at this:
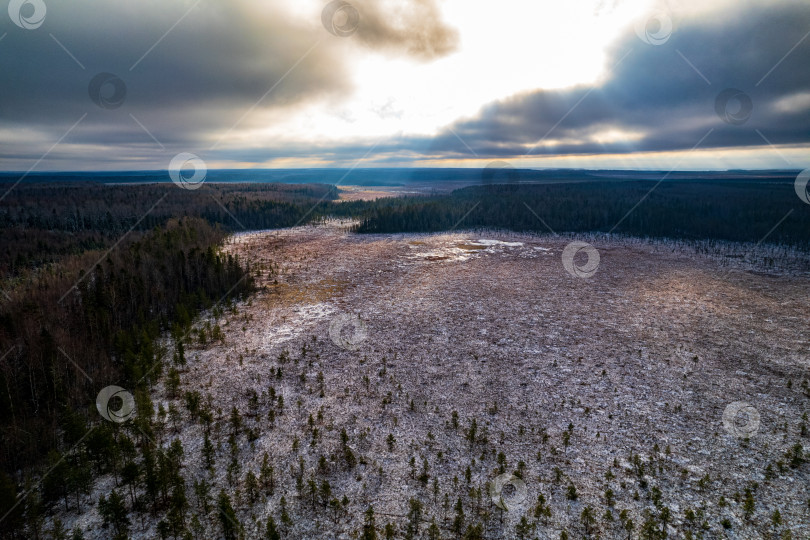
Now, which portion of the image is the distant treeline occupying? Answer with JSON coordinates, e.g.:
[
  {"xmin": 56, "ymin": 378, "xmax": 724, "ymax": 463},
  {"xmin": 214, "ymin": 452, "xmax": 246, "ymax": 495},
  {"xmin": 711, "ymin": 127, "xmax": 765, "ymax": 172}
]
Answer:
[
  {"xmin": 354, "ymin": 181, "xmax": 810, "ymax": 248},
  {"xmin": 0, "ymin": 182, "xmax": 342, "ymax": 277}
]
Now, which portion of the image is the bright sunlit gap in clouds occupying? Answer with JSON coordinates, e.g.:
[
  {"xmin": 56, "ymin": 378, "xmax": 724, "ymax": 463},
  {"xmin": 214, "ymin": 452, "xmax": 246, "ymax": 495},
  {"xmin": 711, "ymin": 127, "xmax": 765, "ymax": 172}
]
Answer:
[{"xmin": 229, "ymin": 0, "xmax": 652, "ymax": 147}]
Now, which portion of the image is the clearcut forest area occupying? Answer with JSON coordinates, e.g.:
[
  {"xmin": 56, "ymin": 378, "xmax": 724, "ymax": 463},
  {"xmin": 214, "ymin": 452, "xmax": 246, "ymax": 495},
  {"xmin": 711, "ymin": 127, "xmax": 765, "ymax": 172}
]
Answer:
[{"xmin": 0, "ymin": 178, "xmax": 809, "ymax": 540}]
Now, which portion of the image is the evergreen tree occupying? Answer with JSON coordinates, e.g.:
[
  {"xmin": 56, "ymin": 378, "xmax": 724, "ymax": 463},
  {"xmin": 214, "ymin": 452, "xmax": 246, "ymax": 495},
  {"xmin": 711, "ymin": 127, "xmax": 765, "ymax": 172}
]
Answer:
[
  {"xmin": 467, "ymin": 419, "xmax": 477, "ymax": 446},
  {"xmin": 320, "ymin": 480, "xmax": 332, "ymax": 507},
  {"xmin": 245, "ymin": 471, "xmax": 259, "ymax": 503},
  {"xmin": 168, "ymin": 482, "xmax": 188, "ymax": 536},
  {"xmin": 260, "ymin": 453, "xmax": 275, "ymax": 495},
  {"xmin": 581, "ymin": 506, "xmax": 596, "ymax": 536},
  {"xmin": 217, "ymin": 490, "xmax": 241, "ymax": 540},
  {"xmin": 743, "ymin": 488, "xmax": 755, "ymax": 520},
  {"xmin": 120, "ymin": 461, "xmax": 141, "ymax": 507},
  {"xmin": 452, "ymin": 498, "xmax": 465, "ymax": 535},
  {"xmin": 202, "ymin": 432, "xmax": 215, "ymax": 472},
  {"xmin": 42, "ymin": 450, "xmax": 70, "ymax": 511},
  {"xmin": 47, "ymin": 517, "xmax": 69, "ymax": 540},
  {"xmin": 280, "ymin": 496, "xmax": 292, "ymax": 526},
  {"xmin": 0, "ymin": 471, "xmax": 23, "ymax": 537},
  {"xmin": 405, "ymin": 498, "xmax": 423, "ymax": 539},
  {"xmin": 24, "ymin": 477, "xmax": 45, "ymax": 540},
  {"xmin": 516, "ymin": 515, "xmax": 531, "ymax": 539},
  {"xmin": 362, "ymin": 505, "xmax": 377, "ymax": 540},
  {"xmin": 193, "ymin": 478, "xmax": 212, "ymax": 514},
  {"xmin": 464, "ymin": 523, "xmax": 484, "ymax": 540},
  {"xmin": 427, "ymin": 518, "xmax": 441, "ymax": 540},
  {"xmin": 98, "ymin": 490, "xmax": 130, "ymax": 538},
  {"xmin": 174, "ymin": 340, "xmax": 186, "ymax": 366},
  {"xmin": 266, "ymin": 516, "xmax": 281, "ymax": 540}
]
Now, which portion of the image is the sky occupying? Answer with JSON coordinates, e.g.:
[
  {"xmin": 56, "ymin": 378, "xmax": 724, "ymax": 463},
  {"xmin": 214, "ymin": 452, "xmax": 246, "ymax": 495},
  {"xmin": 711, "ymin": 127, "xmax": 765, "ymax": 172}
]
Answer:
[{"xmin": 0, "ymin": 0, "xmax": 809, "ymax": 171}]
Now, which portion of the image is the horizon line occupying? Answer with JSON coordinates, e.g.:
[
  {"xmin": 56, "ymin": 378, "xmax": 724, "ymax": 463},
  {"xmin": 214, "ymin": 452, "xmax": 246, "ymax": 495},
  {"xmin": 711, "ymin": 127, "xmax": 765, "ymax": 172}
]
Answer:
[{"xmin": 0, "ymin": 167, "xmax": 803, "ymax": 175}]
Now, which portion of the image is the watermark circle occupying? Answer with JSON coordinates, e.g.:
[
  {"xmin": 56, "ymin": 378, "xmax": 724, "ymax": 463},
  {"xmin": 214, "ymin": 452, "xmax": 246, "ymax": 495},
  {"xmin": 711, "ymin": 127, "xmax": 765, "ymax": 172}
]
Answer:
[
  {"xmin": 329, "ymin": 313, "xmax": 367, "ymax": 350},
  {"xmin": 794, "ymin": 168, "xmax": 810, "ymax": 205},
  {"xmin": 482, "ymin": 161, "xmax": 521, "ymax": 186},
  {"xmin": 489, "ymin": 473, "xmax": 527, "ymax": 512},
  {"xmin": 8, "ymin": 0, "xmax": 46, "ymax": 30},
  {"xmin": 634, "ymin": 10, "xmax": 673, "ymax": 45},
  {"xmin": 562, "ymin": 241, "xmax": 600, "ymax": 279},
  {"xmin": 722, "ymin": 401, "xmax": 760, "ymax": 438},
  {"xmin": 88, "ymin": 73, "xmax": 127, "ymax": 110},
  {"xmin": 322, "ymin": 0, "xmax": 359, "ymax": 37},
  {"xmin": 96, "ymin": 385, "xmax": 136, "ymax": 423},
  {"xmin": 168, "ymin": 152, "xmax": 207, "ymax": 190},
  {"xmin": 715, "ymin": 89, "xmax": 753, "ymax": 126}
]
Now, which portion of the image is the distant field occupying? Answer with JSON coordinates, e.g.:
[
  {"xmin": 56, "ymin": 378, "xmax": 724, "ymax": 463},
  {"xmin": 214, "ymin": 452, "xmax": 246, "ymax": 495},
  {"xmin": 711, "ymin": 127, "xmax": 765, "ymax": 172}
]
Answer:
[{"xmin": 337, "ymin": 186, "xmax": 408, "ymax": 201}]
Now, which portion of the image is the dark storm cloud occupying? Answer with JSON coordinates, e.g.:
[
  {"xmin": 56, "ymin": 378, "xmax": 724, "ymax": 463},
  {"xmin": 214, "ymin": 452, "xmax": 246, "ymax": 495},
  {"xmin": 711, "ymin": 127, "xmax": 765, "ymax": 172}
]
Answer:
[
  {"xmin": 423, "ymin": 2, "xmax": 810, "ymax": 160},
  {"xmin": 0, "ymin": 0, "xmax": 457, "ymax": 169},
  {"xmin": 0, "ymin": 1, "xmax": 352, "ymax": 170},
  {"xmin": 0, "ymin": 1, "xmax": 346, "ymax": 124}
]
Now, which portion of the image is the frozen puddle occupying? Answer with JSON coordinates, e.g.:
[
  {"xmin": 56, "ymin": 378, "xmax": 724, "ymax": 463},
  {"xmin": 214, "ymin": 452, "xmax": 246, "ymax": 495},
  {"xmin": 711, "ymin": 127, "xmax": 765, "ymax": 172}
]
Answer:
[
  {"xmin": 408, "ymin": 237, "xmax": 528, "ymax": 263},
  {"xmin": 410, "ymin": 246, "xmax": 475, "ymax": 262},
  {"xmin": 469, "ymin": 239, "xmax": 524, "ymax": 248}
]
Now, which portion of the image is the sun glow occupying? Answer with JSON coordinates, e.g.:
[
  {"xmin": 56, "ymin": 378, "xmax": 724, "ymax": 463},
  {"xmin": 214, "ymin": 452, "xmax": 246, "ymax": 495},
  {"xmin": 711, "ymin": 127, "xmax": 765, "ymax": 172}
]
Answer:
[{"xmin": 238, "ymin": 0, "xmax": 654, "ymax": 146}]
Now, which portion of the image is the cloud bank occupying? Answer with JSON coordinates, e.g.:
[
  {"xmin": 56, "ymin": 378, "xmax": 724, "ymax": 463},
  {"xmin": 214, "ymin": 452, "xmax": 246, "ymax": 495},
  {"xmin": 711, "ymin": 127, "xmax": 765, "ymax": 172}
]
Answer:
[{"xmin": 0, "ymin": 0, "xmax": 807, "ymax": 170}]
